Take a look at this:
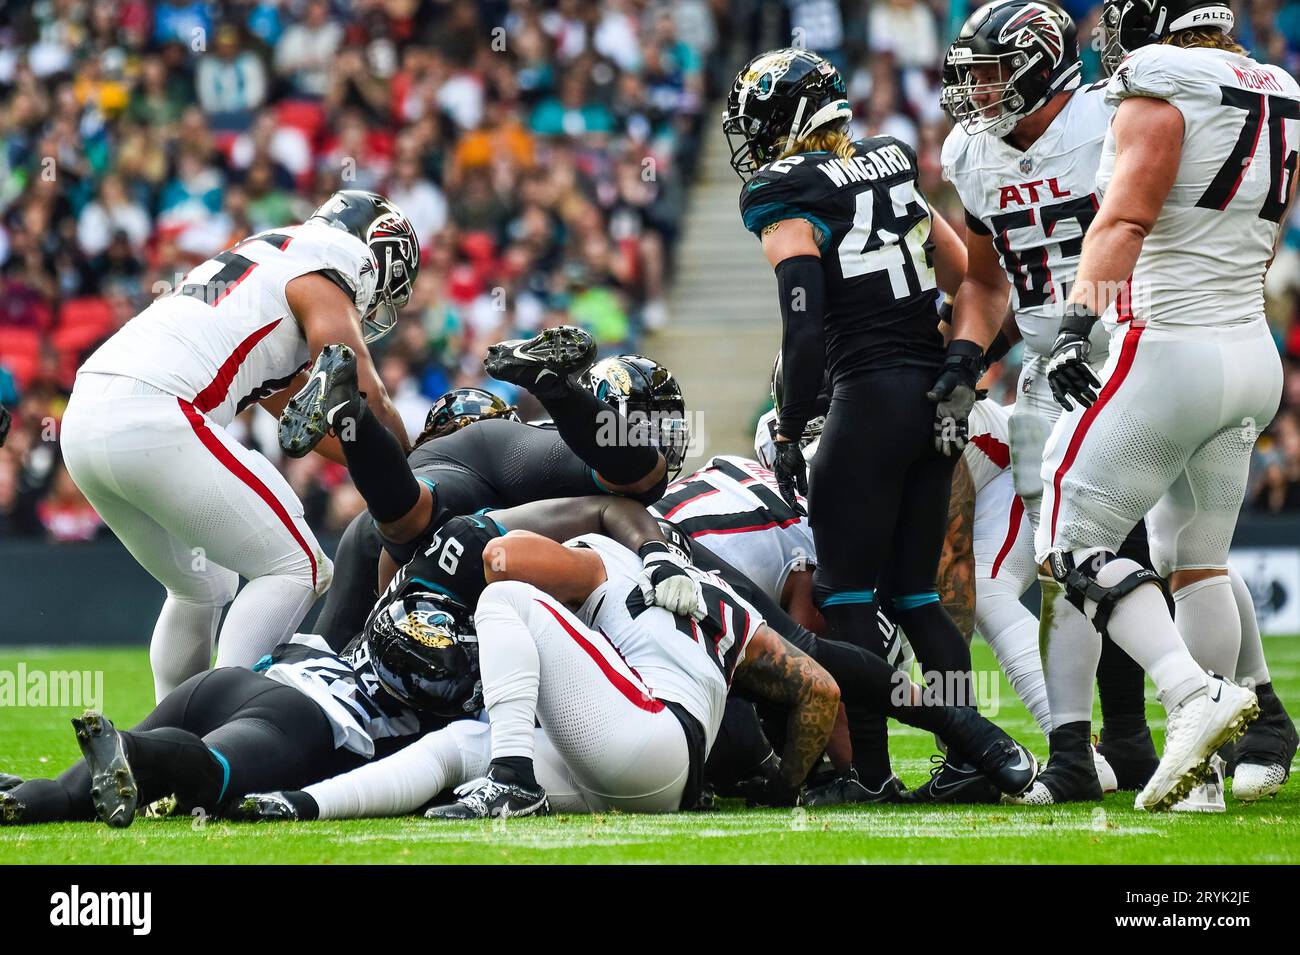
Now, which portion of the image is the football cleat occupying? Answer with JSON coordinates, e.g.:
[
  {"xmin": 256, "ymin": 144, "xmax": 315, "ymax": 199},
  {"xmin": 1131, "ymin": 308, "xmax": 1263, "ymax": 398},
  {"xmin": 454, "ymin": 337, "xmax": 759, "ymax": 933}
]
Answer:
[
  {"xmin": 941, "ymin": 706, "xmax": 1039, "ymax": 797},
  {"xmin": 1171, "ymin": 755, "xmax": 1226, "ymax": 813},
  {"xmin": 424, "ymin": 775, "xmax": 549, "ymax": 820},
  {"xmin": 0, "ymin": 792, "xmax": 25, "ymax": 825},
  {"xmin": 1004, "ymin": 725, "xmax": 1100, "ymax": 804},
  {"xmin": 904, "ymin": 756, "xmax": 1001, "ymax": 804},
  {"xmin": 279, "ymin": 343, "xmax": 362, "ymax": 459},
  {"xmin": 0, "ymin": 772, "xmax": 22, "ymax": 792},
  {"xmin": 236, "ymin": 792, "xmax": 302, "ymax": 822},
  {"xmin": 1097, "ymin": 724, "xmax": 1159, "ymax": 791},
  {"xmin": 1136, "ymin": 676, "xmax": 1258, "ymax": 812},
  {"xmin": 803, "ymin": 770, "xmax": 907, "ymax": 806},
  {"xmin": 72, "ymin": 711, "xmax": 138, "ymax": 829},
  {"xmin": 1230, "ymin": 687, "xmax": 1297, "ymax": 802},
  {"xmin": 483, "ymin": 326, "xmax": 596, "ymax": 396}
]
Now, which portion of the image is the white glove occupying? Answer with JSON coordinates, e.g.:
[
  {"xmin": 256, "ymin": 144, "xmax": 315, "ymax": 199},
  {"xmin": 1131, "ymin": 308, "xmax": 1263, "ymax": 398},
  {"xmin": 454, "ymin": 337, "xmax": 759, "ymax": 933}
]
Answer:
[{"xmin": 637, "ymin": 542, "xmax": 706, "ymax": 620}]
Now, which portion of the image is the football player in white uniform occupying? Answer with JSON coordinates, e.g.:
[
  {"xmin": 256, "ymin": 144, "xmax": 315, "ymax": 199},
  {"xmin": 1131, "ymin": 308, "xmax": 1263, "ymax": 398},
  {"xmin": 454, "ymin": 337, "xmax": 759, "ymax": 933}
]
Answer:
[
  {"xmin": 60, "ymin": 191, "xmax": 419, "ymax": 701},
  {"xmin": 941, "ymin": 0, "xmax": 1170, "ymax": 803},
  {"xmin": 1025, "ymin": 0, "xmax": 1299, "ymax": 810}
]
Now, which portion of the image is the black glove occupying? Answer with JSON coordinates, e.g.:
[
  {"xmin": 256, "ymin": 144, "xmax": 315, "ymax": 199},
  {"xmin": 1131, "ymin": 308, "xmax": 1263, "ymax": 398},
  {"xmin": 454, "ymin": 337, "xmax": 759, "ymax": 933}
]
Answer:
[
  {"xmin": 771, "ymin": 438, "xmax": 808, "ymax": 516},
  {"xmin": 736, "ymin": 773, "xmax": 802, "ymax": 808},
  {"xmin": 1046, "ymin": 305, "xmax": 1103, "ymax": 411},
  {"xmin": 926, "ymin": 339, "xmax": 984, "ymax": 457}
]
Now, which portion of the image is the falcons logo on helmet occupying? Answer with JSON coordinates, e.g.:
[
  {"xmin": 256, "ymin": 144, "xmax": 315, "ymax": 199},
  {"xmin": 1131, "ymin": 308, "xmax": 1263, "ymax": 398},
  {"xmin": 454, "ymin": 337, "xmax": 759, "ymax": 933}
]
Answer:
[{"xmin": 998, "ymin": 3, "xmax": 1066, "ymax": 64}]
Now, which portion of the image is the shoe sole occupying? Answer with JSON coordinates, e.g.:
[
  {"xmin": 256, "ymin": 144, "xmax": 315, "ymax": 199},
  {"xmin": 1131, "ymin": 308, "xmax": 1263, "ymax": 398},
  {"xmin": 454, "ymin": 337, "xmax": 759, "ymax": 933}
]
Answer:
[
  {"xmin": 72, "ymin": 711, "xmax": 138, "ymax": 829},
  {"xmin": 1139, "ymin": 694, "xmax": 1260, "ymax": 812},
  {"xmin": 486, "ymin": 327, "xmax": 595, "ymax": 376},
  {"xmin": 279, "ymin": 344, "xmax": 357, "ymax": 459},
  {"xmin": 0, "ymin": 792, "xmax": 25, "ymax": 825},
  {"xmin": 425, "ymin": 794, "xmax": 550, "ymax": 821}
]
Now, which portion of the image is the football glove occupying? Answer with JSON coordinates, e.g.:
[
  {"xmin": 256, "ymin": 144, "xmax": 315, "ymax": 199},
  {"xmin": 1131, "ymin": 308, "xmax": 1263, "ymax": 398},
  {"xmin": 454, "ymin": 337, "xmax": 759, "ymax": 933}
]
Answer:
[
  {"xmin": 1047, "ymin": 305, "xmax": 1103, "ymax": 411},
  {"xmin": 638, "ymin": 541, "xmax": 706, "ymax": 620},
  {"xmin": 771, "ymin": 438, "xmax": 808, "ymax": 516},
  {"xmin": 927, "ymin": 339, "xmax": 984, "ymax": 457}
]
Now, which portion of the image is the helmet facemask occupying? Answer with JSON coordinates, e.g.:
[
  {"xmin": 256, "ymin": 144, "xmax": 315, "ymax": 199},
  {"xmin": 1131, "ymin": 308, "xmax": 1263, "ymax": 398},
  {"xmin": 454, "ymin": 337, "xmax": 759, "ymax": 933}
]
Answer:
[
  {"xmin": 360, "ymin": 213, "xmax": 419, "ymax": 343},
  {"xmin": 943, "ymin": 48, "xmax": 1036, "ymax": 138}
]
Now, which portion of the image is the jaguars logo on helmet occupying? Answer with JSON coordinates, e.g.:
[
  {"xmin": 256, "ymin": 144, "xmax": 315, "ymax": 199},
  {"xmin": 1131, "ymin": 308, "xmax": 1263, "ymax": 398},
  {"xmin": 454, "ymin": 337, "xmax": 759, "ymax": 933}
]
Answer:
[
  {"xmin": 584, "ymin": 355, "xmax": 691, "ymax": 477},
  {"xmin": 418, "ymin": 387, "xmax": 519, "ymax": 445},
  {"xmin": 364, "ymin": 591, "xmax": 480, "ymax": 717},
  {"xmin": 722, "ymin": 48, "xmax": 852, "ymax": 178}
]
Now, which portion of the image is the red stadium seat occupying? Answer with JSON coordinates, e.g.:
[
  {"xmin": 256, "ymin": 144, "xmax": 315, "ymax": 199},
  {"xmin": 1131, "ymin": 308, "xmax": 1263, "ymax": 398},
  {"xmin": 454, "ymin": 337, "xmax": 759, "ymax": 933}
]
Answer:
[
  {"xmin": 276, "ymin": 99, "xmax": 326, "ymax": 142},
  {"xmin": 0, "ymin": 327, "xmax": 40, "ymax": 390},
  {"xmin": 58, "ymin": 297, "xmax": 114, "ymax": 334}
]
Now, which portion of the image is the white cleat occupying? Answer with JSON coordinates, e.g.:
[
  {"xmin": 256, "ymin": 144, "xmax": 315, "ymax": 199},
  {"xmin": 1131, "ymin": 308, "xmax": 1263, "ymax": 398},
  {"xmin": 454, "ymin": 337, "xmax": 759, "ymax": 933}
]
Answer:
[
  {"xmin": 1093, "ymin": 745, "xmax": 1118, "ymax": 794},
  {"xmin": 1135, "ymin": 676, "xmax": 1258, "ymax": 812},
  {"xmin": 1171, "ymin": 755, "xmax": 1226, "ymax": 813},
  {"xmin": 1232, "ymin": 762, "xmax": 1290, "ymax": 802}
]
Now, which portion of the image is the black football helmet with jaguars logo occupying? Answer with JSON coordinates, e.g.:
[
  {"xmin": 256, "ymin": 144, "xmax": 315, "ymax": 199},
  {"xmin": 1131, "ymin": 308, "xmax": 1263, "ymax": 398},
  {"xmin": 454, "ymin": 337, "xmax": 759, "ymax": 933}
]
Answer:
[
  {"xmin": 417, "ymin": 387, "xmax": 520, "ymax": 446},
  {"xmin": 1099, "ymin": 0, "xmax": 1234, "ymax": 75},
  {"xmin": 308, "ymin": 190, "xmax": 420, "ymax": 343},
  {"xmin": 364, "ymin": 590, "xmax": 480, "ymax": 717},
  {"xmin": 722, "ymin": 48, "xmax": 852, "ymax": 178},
  {"xmin": 941, "ymin": 0, "xmax": 1082, "ymax": 138},
  {"xmin": 583, "ymin": 354, "xmax": 690, "ymax": 477}
]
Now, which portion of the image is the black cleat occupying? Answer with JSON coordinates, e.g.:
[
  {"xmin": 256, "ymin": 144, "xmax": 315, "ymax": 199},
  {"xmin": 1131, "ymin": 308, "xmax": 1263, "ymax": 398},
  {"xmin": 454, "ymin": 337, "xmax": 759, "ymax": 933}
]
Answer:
[
  {"xmin": 941, "ymin": 706, "xmax": 1039, "ymax": 797},
  {"xmin": 72, "ymin": 711, "xmax": 138, "ymax": 829},
  {"xmin": 1097, "ymin": 725, "xmax": 1159, "ymax": 791},
  {"xmin": 1232, "ymin": 687, "xmax": 1298, "ymax": 802},
  {"xmin": 424, "ymin": 775, "xmax": 549, "ymax": 820},
  {"xmin": 803, "ymin": 770, "xmax": 907, "ymax": 806},
  {"xmin": 0, "ymin": 792, "xmax": 25, "ymax": 825},
  {"xmin": 483, "ymin": 326, "xmax": 596, "ymax": 396},
  {"xmin": 236, "ymin": 792, "xmax": 303, "ymax": 822},
  {"xmin": 1006, "ymin": 724, "xmax": 1102, "ymax": 804},
  {"xmin": 904, "ymin": 756, "xmax": 1002, "ymax": 804},
  {"xmin": 279, "ymin": 343, "xmax": 362, "ymax": 459},
  {"xmin": 0, "ymin": 772, "xmax": 22, "ymax": 792}
]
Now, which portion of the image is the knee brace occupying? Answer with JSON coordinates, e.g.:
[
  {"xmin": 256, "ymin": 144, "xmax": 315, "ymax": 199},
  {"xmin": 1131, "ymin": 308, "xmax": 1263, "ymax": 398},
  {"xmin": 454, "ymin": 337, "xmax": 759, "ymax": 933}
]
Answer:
[{"xmin": 1046, "ymin": 549, "xmax": 1161, "ymax": 638}]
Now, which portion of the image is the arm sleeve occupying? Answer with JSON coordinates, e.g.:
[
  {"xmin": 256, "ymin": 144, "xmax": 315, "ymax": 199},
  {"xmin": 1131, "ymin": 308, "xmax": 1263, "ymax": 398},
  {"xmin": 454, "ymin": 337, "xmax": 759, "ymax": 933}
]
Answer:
[{"xmin": 774, "ymin": 254, "xmax": 827, "ymax": 440}]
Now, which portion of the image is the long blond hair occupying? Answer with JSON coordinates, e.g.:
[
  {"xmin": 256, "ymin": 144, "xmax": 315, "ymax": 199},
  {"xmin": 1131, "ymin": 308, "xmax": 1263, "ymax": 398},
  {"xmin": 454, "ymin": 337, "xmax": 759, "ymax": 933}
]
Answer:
[
  {"xmin": 1161, "ymin": 27, "xmax": 1247, "ymax": 55},
  {"xmin": 778, "ymin": 126, "xmax": 857, "ymax": 163}
]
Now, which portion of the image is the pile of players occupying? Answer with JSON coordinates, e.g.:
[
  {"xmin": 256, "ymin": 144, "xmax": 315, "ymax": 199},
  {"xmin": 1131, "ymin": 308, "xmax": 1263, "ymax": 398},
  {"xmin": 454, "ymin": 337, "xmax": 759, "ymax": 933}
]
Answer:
[{"xmin": 3, "ymin": 0, "xmax": 1297, "ymax": 827}]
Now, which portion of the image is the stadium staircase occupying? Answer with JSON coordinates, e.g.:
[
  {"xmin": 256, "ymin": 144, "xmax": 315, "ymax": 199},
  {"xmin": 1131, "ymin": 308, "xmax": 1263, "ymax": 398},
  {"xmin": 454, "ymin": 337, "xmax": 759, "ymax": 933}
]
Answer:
[{"xmin": 649, "ymin": 123, "xmax": 780, "ymax": 464}]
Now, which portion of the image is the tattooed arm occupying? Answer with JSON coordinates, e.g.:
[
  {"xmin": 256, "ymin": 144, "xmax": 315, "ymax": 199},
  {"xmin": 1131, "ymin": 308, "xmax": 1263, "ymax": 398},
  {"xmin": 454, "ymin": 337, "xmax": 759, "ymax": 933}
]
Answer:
[
  {"xmin": 731, "ymin": 624, "xmax": 840, "ymax": 801},
  {"xmin": 938, "ymin": 456, "xmax": 977, "ymax": 643}
]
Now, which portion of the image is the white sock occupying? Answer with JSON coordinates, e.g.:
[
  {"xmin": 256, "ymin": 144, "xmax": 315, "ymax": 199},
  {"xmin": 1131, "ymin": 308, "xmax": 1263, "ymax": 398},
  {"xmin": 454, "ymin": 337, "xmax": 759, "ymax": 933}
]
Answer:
[
  {"xmin": 1040, "ymin": 575, "xmax": 1101, "ymax": 728},
  {"xmin": 475, "ymin": 582, "xmax": 542, "ymax": 760},
  {"xmin": 150, "ymin": 597, "xmax": 222, "ymax": 702},
  {"xmin": 214, "ymin": 576, "xmax": 319, "ymax": 669},
  {"xmin": 1092, "ymin": 558, "xmax": 1206, "ymax": 704},
  {"xmin": 1172, "ymin": 574, "xmax": 1240, "ymax": 678},
  {"xmin": 306, "ymin": 721, "xmax": 491, "ymax": 819},
  {"xmin": 1228, "ymin": 565, "xmax": 1271, "ymax": 688},
  {"xmin": 977, "ymin": 576, "xmax": 1051, "ymax": 737}
]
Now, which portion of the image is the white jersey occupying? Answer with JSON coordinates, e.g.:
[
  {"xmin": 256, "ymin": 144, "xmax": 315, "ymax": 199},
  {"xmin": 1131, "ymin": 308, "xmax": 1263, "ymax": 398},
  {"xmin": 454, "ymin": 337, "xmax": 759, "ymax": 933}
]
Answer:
[
  {"xmin": 942, "ymin": 83, "xmax": 1114, "ymax": 357},
  {"xmin": 652, "ymin": 455, "xmax": 814, "ymax": 604},
  {"xmin": 80, "ymin": 222, "xmax": 378, "ymax": 427},
  {"xmin": 258, "ymin": 633, "xmax": 426, "ymax": 758},
  {"xmin": 1099, "ymin": 45, "xmax": 1300, "ymax": 331},
  {"xmin": 570, "ymin": 534, "xmax": 761, "ymax": 747}
]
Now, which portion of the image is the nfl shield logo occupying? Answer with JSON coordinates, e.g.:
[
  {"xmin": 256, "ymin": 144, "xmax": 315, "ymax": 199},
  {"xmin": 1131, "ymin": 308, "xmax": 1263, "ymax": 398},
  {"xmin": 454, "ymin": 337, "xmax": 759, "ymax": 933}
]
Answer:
[{"xmin": 1019, "ymin": 157, "xmax": 1033, "ymax": 174}]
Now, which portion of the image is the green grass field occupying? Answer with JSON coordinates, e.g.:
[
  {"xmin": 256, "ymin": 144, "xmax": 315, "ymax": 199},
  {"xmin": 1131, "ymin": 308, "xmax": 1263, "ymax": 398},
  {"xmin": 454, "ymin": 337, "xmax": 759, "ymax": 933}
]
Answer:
[{"xmin": 2, "ymin": 641, "xmax": 1298, "ymax": 864}]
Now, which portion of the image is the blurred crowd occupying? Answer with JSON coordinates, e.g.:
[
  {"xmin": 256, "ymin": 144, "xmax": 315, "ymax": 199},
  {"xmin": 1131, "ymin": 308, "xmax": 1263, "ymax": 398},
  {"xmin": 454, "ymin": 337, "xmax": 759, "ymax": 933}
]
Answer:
[{"xmin": 2, "ymin": 0, "xmax": 1300, "ymax": 544}]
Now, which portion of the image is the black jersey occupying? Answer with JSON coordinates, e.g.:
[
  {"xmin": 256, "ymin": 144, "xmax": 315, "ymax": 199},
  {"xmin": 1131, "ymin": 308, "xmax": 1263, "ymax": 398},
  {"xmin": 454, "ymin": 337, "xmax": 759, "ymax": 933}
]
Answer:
[
  {"xmin": 739, "ymin": 138, "xmax": 945, "ymax": 376},
  {"xmin": 372, "ymin": 512, "xmax": 504, "ymax": 611},
  {"xmin": 407, "ymin": 417, "xmax": 605, "ymax": 523}
]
